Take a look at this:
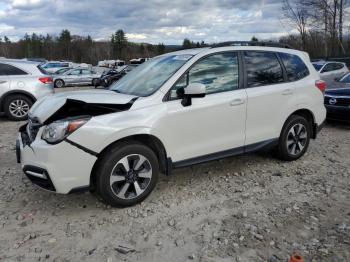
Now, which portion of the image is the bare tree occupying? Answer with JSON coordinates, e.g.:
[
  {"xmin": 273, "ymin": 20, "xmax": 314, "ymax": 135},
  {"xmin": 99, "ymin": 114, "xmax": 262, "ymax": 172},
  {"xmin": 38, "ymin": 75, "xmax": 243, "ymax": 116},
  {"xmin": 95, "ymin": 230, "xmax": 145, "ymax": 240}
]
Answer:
[{"xmin": 282, "ymin": 0, "xmax": 310, "ymax": 50}]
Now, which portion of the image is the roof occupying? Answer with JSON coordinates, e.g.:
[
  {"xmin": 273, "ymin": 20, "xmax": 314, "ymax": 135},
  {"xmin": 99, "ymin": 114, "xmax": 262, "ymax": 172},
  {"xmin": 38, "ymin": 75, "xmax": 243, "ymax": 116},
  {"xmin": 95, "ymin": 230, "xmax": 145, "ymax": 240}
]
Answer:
[
  {"xmin": 163, "ymin": 44, "xmax": 308, "ymax": 59},
  {"xmin": 0, "ymin": 59, "xmax": 45, "ymax": 75},
  {"xmin": 312, "ymin": 60, "xmax": 346, "ymax": 65},
  {"xmin": 0, "ymin": 58, "xmax": 41, "ymax": 65},
  {"xmin": 163, "ymin": 48, "xmax": 210, "ymax": 56}
]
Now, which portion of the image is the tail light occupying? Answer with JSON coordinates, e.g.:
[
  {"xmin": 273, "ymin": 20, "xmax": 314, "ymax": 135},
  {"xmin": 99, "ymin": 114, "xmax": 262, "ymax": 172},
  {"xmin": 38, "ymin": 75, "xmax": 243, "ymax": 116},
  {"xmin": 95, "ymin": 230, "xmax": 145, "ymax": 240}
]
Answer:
[
  {"xmin": 315, "ymin": 80, "xmax": 326, "ymax": 93},
  {"xmin": 39, "ymin": 77, "xmax": 53, "ymax": 84}
]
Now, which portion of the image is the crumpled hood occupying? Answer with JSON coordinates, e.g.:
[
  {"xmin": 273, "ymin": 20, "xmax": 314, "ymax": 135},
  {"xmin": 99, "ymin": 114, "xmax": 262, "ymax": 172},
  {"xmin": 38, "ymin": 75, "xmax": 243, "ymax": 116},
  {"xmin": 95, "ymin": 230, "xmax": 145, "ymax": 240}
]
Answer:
[{"xmin": 29, "ymin": 89, "xmax": 137, "ymax": 123}]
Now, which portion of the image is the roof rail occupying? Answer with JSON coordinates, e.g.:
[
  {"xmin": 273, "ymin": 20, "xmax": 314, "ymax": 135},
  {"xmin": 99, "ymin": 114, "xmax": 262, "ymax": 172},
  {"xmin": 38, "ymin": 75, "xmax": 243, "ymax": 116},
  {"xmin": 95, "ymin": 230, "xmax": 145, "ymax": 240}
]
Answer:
[{"xmin": 211, "ymin": 41, "xmax": 294, "ymax": 49}]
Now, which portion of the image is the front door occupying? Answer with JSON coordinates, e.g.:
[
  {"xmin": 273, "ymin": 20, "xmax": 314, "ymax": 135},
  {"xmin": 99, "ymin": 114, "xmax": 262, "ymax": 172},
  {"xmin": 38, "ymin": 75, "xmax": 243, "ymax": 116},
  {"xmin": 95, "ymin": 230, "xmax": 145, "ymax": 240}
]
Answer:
[{"xmin": 158, "ymin": 52, "xmax": 247, "ymax": 162}]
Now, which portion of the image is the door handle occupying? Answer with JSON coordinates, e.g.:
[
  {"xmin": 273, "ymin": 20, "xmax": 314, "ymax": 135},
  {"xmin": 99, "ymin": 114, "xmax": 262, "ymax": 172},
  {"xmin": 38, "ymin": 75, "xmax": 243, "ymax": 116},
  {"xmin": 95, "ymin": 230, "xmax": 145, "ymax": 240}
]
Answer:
[
  {"xmin": 230, "ymin": 98, "xmax": 245, "ymax": 106},
  {"xmin": 282, "ymin": 89, "xmax": 293, "ymax": 95},
  {"xmin": 0, "ymin": 80, "xmax": 7, "ymax": 84}
]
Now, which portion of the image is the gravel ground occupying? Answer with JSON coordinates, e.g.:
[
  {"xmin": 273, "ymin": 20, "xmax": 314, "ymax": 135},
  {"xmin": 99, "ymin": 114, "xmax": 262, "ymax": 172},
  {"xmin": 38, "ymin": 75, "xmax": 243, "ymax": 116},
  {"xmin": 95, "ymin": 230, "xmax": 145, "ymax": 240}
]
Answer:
[{"xmin": 0, "ymin": 86, "xmax": 349, "ymax": 262}]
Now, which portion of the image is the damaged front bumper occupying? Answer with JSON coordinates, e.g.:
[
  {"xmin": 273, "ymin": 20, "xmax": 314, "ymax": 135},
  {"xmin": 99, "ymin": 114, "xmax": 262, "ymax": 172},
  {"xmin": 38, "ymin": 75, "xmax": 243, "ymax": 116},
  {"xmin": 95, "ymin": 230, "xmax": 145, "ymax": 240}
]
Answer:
[{"xmin": 17, "ymin": 124, "xmax": 98, "ymax": 194}]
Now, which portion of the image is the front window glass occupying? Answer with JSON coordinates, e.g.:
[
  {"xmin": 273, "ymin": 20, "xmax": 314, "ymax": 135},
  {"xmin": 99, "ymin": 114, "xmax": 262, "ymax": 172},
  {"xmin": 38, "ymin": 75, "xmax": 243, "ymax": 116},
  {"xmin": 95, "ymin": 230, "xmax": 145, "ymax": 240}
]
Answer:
[
  {"xmin": 170, "ymin": 52, "xmax": 239, "ymax": 100},
  {"xmin": 244, "ymin": 51, "xmax": 284, "ymax": 87},
  {"xmin": 82, "ymin": 69, "xmax": 91, "ymax": 75},
  {"xmin": 110, "ymin": 55, "xmax": 192, "ymax": 97},
  {"xmin": 321, "ymin": 63, "xmax": 335, "ymax": 73},
  {"xmin": 69, "ymin": 69, "xmax": 81, "ymax": 75}
]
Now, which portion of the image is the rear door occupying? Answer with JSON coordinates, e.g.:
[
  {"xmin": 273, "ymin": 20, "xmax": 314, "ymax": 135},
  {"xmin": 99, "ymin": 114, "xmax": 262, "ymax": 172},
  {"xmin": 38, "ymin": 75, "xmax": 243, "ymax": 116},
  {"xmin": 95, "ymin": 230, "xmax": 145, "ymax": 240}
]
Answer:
[
  {"xmin": 0, "ymin": 63, "xmax": 11, "ymax": 100},
  {"xmin": 244, "ymin": 51, "xmax": 296, "ymax": 145}
]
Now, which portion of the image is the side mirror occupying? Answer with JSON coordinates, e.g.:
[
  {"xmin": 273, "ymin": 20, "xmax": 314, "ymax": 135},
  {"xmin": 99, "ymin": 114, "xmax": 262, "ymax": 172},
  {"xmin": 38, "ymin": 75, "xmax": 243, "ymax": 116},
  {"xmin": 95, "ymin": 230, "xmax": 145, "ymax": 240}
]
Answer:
[{"xmin": 181, "ymin": 83, "xmax": 206, "ymax": 107}]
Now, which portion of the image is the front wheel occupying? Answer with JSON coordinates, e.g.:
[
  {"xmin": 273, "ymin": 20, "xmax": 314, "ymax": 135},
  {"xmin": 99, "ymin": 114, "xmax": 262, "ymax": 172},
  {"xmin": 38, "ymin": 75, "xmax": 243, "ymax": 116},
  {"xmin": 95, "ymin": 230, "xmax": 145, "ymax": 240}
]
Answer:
[
  {"xmin": 276, "ymin": 115, "xmax": 311, "ymax": 161},
  {"xmin": 92, "ymin": 78, "xmax": 99, "ymax": 87},
  {"xmin": 95, "ymin": 142, "xmax": 159, "ymax": 207}
]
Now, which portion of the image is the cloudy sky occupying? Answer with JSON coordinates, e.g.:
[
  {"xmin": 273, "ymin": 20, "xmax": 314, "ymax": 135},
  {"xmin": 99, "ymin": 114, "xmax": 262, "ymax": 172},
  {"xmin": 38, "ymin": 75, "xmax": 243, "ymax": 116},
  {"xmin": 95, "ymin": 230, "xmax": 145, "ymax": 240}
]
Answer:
[{"xmin": 0, "ymin": 0, "xmax": 298, "ymax": 44}]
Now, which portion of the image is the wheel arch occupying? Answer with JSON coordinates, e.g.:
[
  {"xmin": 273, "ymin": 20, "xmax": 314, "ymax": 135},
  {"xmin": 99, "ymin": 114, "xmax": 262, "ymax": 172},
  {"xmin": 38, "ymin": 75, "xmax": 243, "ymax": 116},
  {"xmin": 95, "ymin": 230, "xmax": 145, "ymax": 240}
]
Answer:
[
  {"xmin": 90, "ymin": 134, "xmax": 169, "ymax": 190},
  {"xmin": 284, "ymin": 108, "xmax": 316, "ymax": 139},
  {"xmin": 0, "ymin": 90, "xmax": 36, "ymax": 112}
]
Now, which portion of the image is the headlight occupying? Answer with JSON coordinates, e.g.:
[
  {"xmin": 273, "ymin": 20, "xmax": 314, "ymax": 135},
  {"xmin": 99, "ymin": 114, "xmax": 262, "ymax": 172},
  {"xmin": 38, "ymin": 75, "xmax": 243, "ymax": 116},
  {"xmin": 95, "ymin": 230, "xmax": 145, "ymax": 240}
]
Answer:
[{"xmin": 41, "ymin": 118, "xmax": 89, "ymax": 144}]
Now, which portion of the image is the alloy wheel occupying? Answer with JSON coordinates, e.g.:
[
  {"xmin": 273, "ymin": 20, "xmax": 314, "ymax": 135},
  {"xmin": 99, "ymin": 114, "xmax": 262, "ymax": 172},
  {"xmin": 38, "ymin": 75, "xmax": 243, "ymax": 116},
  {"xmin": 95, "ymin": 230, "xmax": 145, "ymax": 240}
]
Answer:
[
  {"xmin": 110, "ymin": 154, "xmax": 152, "ymax": 199},
  {"xmin": 9, "ymin": 99, "xmax": 30, "ymax": 118},
  {"xmin": 56, "ymin": 80, "xmax": 63, "ymax": 88},
  {"xmin": 286, "ymin": 123, "xmax": 308, "ymax": 156}
]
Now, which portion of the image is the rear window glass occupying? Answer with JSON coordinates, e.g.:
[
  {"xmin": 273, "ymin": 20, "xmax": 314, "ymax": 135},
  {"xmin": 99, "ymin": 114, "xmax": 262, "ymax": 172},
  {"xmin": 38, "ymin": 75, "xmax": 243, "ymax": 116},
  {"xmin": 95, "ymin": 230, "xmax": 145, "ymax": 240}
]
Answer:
[
  {"xmin": 279, "ymin": 53, "xmax": 309, "ymax": 81},
  {"xmin": 333, "ymin": 63, "xmax": 344, "ymax": 70},
  {"xmin": 244, "ymin": 51, "xmax": 284, "ymax": 87},
  {"xmin": 0, "ymin": 63, "xmax": 27, "ymax": 75}
]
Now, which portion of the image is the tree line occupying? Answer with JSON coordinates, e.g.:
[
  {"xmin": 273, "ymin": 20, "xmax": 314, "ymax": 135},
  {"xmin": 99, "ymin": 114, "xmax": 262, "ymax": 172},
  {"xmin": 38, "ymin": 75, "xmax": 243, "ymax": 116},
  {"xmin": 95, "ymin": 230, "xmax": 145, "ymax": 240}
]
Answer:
[
  {"xmin": 280, "ymin": 0, "xmax": 350, "ymax": 58},
  {"xmin": 0, "ymin": 29, "xmax": 170, "ymax": 65}
]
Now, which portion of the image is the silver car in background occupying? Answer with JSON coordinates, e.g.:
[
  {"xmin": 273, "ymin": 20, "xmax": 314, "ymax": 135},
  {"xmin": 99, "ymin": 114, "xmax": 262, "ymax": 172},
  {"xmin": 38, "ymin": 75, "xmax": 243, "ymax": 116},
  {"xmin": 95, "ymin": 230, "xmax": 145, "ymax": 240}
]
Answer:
[
  {"xmin": 0, "ymin": 59, "xmax": 54, "ymax": 121},
  {"xmin": 53, "ymin": 68, "xmax": 101, "ymax": 88}
]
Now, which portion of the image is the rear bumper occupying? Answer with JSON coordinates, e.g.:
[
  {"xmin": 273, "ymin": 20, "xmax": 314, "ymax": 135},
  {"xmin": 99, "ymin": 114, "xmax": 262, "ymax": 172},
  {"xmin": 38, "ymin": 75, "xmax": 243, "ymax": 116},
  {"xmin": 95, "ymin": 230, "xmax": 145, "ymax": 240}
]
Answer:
[{"xmin": 17, "ymin": 131, "xmax": 97, "ymax": 194}]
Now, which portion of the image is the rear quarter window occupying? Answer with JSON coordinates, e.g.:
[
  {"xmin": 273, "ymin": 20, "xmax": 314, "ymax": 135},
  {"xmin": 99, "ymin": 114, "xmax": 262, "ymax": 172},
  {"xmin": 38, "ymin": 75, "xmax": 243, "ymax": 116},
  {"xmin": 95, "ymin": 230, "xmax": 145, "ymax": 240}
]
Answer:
[
  {"xmin": 279, "ymin": 53, "xmax": 310, "ymax": 81},
  {"xmin": 0, "ymin": 63, "xmax": 28, "ymax": 76}
]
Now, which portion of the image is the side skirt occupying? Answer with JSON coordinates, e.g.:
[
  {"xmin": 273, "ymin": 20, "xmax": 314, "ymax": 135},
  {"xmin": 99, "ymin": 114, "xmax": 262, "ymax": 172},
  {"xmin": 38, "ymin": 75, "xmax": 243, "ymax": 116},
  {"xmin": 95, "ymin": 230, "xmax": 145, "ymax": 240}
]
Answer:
[{"xmin": 171, "ymin": 138, "xmax": 278, "ymax": 170}]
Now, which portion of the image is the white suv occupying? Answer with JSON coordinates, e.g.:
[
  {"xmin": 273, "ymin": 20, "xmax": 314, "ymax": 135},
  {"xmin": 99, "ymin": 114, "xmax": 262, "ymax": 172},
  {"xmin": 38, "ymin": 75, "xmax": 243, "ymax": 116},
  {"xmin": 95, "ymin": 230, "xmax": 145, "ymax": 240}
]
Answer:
[
  {"xmin": 0, "ymin": 60, "xmax": 54, "ymax": 121},
  {"xmin": 17, "ymin": 43, "xmax": 326, "ymax": 206}
]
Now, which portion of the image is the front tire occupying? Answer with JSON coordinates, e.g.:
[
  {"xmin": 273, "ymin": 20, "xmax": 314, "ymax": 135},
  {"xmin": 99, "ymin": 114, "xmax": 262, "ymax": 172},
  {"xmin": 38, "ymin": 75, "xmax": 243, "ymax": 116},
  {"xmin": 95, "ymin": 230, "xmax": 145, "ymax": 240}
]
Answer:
[
  {"xmin": 95, "ymin": 142, "xmax": 159, "ymax": 207},
  {"xmin": 92, "ymin": 78, "xmax": 99, "ymax": 87},
  {"xmin": 4, "ymin": 95, "xmax": 33, "ymax": 121},
  {"xmin": 54, "ymin": 79, "xmax": 65, "ymax": 88},
  {"xmin": 276, "ymin": 115, "xmax": 311, "ymax": 161}
]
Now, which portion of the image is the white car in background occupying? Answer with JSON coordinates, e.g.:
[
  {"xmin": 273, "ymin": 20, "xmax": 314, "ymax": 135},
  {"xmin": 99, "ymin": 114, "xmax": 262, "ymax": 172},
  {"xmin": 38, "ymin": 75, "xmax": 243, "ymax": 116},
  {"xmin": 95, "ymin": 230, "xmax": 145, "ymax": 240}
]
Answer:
[
  {"xmin": 0, "ymin": 59, "xmax": 54, "ymax": 120},
  {"xmin": 312, "ymin": 61, "xmax": 349, "ymax": 80},
  {"xmin": 17, "ymin": 43, "xmax": 326, "ymax": 207}
]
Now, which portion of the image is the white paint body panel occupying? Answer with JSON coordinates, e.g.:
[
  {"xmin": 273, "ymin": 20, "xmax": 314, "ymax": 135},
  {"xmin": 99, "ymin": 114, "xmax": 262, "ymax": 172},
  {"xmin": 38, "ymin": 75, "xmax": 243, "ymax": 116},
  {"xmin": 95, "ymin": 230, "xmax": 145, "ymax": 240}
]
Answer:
[
  {"xmin": 19, "ymin": 45, "xmax": 326, "ymax": 194},
  {"xmin": 18, "ymin": 132, "xmax": 97, "ymax": 193}
]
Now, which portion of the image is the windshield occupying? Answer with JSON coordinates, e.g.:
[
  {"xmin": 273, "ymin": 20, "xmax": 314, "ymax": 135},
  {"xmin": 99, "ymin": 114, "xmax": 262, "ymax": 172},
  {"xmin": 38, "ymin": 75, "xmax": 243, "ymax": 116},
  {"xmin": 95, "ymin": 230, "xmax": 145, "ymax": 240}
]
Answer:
[
  {"xmin": 110, "ymin": 54, "xmax": 193, "ymax": 96},
  {"xmin": 312, "ymin": 64, "xmax": 323, "ymax": 71}
]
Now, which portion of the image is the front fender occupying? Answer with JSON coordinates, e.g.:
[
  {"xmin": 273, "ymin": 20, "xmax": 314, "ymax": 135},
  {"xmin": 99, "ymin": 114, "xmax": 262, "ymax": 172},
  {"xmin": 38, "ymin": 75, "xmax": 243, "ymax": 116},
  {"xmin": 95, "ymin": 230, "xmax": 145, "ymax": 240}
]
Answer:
[{"xmin": 66, "ymin": 103, "xmax": 169, "ymax": 155}]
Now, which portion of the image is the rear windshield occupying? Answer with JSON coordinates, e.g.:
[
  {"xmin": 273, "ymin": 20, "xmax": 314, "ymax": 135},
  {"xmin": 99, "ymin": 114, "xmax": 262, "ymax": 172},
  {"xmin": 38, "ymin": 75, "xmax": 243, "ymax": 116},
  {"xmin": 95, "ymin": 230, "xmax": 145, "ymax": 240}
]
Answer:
[{"xmin": 38, "ymin": 66, "xmax": 49, "ymax": 75}]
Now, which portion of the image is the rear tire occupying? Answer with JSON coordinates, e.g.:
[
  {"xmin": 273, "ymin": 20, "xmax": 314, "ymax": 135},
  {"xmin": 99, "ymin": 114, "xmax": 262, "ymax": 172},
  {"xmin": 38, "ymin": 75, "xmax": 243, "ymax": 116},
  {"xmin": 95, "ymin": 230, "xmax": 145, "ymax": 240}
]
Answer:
[
  {"xmin": 276, "ymin": 115, "xmax": 311, "ymax": 161},
  {"xmin": 95, "ymin": 142, "xmax": 159, "ymax": 207},
  {"xmin": 54, "ymin": 79, "xmax": 65, "ymax": 88},
  {"xmin": 4, "ymin": 95, "xmax": 33, "ymax": 121}
]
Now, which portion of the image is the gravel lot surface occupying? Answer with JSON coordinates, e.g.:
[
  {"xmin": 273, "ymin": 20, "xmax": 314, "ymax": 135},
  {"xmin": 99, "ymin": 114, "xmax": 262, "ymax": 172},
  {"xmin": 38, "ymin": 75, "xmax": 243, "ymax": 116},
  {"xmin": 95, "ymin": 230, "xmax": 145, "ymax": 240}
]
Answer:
[{"xmin": 0, "ymin": 86, "xmax": 349, "ymax": 262}]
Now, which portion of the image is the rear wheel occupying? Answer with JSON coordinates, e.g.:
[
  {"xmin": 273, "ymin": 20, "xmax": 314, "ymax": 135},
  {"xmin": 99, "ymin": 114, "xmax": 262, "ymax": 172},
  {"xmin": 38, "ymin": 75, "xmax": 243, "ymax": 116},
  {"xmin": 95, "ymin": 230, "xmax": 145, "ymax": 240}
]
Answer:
[
  {"xmin": 4, "ymin": 95, "xmax": 33, "ymax": 121},
  {"xmin": 54, "ymin": 79, "xmax": 65, "ymax": 88},
  {"xmin": 276, "ymin": 115, "xmax": 311, "ymax": 161},
  {"xmin": 95, "ymin": 142, "xmax": 159, "ymax": 207}
]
